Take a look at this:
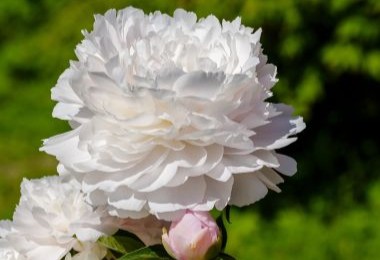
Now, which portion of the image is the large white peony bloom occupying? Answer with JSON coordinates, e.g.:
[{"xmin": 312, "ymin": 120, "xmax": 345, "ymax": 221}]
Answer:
[
  {"xmin": 0, "ymin": 177, "xmax": 117, "ymax": 260},
  {"xmin": 41, "ymin": 7, "xmax": 305, "ymax": 220}
]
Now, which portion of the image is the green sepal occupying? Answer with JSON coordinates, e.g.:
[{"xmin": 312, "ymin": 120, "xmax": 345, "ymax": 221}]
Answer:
[
  {"xmin": 98, "ymin": 236, "xmax": 128, "ymax": 254},
  {"xmin": 204, "ymin": 235, "xmax": 223, "ymax": 260},
  {"xmin": 216, "ymin": 214, "xmax": 228, "ymax": 251},
  {"xmin": 117, "ymin": 245, "xmax": 173, "ymax": 260},
  {"xmin": 98, "ymin": 232, "xmax": 145, "ymax": 255},
  {"xmin": 225, "ymin": 206, "xmax": 231, "ymax": 224},
  {"xmin": 213, "ymin": 252, "xmax": 237, "ymax": 260}
]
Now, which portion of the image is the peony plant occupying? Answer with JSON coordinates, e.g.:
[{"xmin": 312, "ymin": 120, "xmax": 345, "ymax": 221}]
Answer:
[{"xmin": 0, "ymin": 6, "xmax": 304, "ymax": 260}]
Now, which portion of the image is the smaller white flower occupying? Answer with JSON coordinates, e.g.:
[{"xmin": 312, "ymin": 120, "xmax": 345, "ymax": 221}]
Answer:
[
  {"xmin": 0, "ymin": 239, "xmax": 25, "ymax": 260},
  {"xmin": 1, "ymin": 176, "xmax": 118, "ymax": 260}
]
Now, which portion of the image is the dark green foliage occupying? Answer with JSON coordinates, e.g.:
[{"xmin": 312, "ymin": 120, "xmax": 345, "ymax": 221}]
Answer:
[
  {"xmin": 216, "ymin": 211, "xmax": 228, "ymax": 251},
  {"xmin": 117, "ymin": 245, "xmax": 172, "ymax": 260},
  {"xmin": 99, "ymin": 234, "xmax": 145, "ymax": 255},
  {"xmin": 213, "ymin": 253, "xmax": 236, "ymax": 260}
]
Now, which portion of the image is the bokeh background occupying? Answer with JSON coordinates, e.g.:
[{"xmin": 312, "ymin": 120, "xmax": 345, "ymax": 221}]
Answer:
[{"xmin": 0, "ymin": 0, "xmax": 379, "ymax": 259}]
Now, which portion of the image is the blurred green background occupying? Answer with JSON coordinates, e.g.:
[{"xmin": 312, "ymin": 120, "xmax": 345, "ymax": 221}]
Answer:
[{"xmin": 0, "ymin": 0, "xmax": 379, "ymax": 259}]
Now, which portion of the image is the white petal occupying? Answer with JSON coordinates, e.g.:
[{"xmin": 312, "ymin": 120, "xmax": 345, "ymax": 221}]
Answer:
[
  {"xmin": 275, "ymin": 153, "xmax": 297, "ymax": 176},
  {"xmin": 53, "ymin": 103, "xmax": 82, "ymax": 120},
  {"xmin": 229, "ymin": 173, "xmax": 268, "ymax": 206},
  {"xmin": 129, "ymin": 146, "xmax": 207, "ymax": 192},
  {"xmin": 147, "ymin": 177, "xmax": 206, "ymax": 214},
  {"xmin": 253, "ymin": 150, "xmax": 279, "ymax": 167},
  {"xmin": 204, "ymin": 176, "xmax": 233, "ymax": 210},
  {"xmin": 52, "ymin": 69, "xmax": 83, "ymax": 104},
  {"xmin": 206, "ymin": 163, "xmax": 232, "ymax": 182},
  {"xmin": 260, "ymin": 167, "xmax": 284, "ymax": 184},
  {"xmin": 223, "ymin": 154, "xmax": 262, "ymax": 173},
  {"xmin": 41, "ymin": 128, "xmax": 91, "ymax": 171},
  {"xmin": 107, "ymin": 187, "xmax": 146, "ymax": 212},
  {"xmin": 173, "ymin": 71, "xmax": 225, "ymax": 99},
  {"xmin": 252, "ymin": 104, "xmax": 304, "ymax": 150},
  {"xmin": 109, "ymin": 208, "xmax": 150, "ymax": 219},
  {"xmin": 26, "ymin": 245, "xmax": 69, "ymax": 260},
  {"xmin": 166, "ymin": 144, "xmax": 224, "ymax": 187},
  {"xmin": 256, "ymin": 171, "xmax": 281, "ymax": 193}
]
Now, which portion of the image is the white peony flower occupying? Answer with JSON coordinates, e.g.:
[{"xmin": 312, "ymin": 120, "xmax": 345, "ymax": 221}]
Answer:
[
  {"xmin": 1, "ymin": 176, "xmax": 117, "ymax": 260},
  {"xmin": 41, "ymin": 7, "xmax": 305, "ymax": 220}
]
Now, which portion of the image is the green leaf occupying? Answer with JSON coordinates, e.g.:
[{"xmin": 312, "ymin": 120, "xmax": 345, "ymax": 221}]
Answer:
[
  {"xmin": 216, "ymin": 207, "xmax": 232, "ymax": 251},
  {"xmin": 117, "ymin": 245, "xmax": 172, "ymax": 260},
  {"xmin": 225, "ymin": 206, "xmax": 232, "ymax": 224},
  {"xmin": 98, "ymin": 234, "xmax": 145, "ymax": 255},
  {"xmin": 114, "ymin": 235, "xmax": 146, "ymax": 253},
  {"xmin": 99, "ymin": 236, "xmax": 127, "ymax": 254},
  {"xmin": 113, "ymin": 230, "xmax": 146, "ymax": 252}
]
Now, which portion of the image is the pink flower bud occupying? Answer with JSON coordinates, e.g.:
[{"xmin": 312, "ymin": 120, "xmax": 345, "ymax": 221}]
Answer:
[{"xmin": 162, "ymin": 210, "xmax": 221, "ymax": 260}]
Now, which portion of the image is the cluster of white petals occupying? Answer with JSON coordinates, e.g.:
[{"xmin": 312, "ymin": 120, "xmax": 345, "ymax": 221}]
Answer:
[
  {"xmin": 41, "ymin": 7, "xmax": 305, "ymax": 220},
  {"xmin": 0, "ymin": 239, "xmax": 25, "ymax": 260},
  {"xmin": 0, "ymin": 177, "xmax": 117, "ymax": 260},
  {"xmin": 63, "ymin": 242, "xmax": 107, "ymax": 260}
]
